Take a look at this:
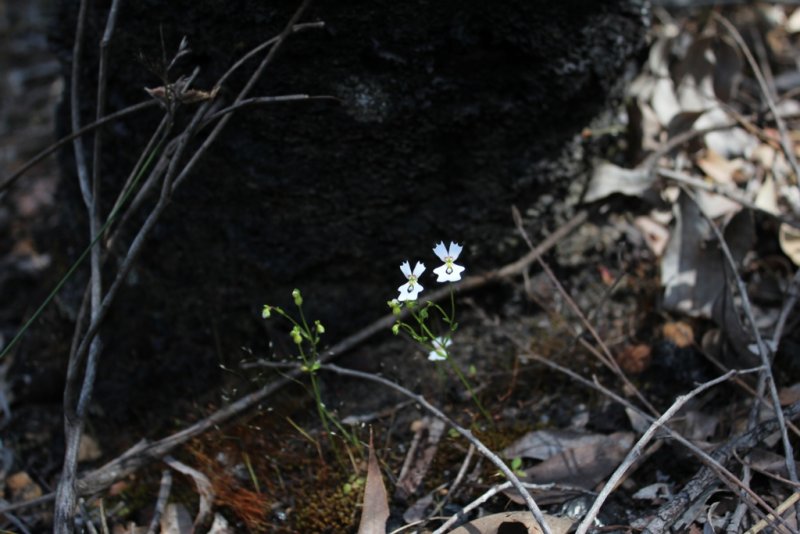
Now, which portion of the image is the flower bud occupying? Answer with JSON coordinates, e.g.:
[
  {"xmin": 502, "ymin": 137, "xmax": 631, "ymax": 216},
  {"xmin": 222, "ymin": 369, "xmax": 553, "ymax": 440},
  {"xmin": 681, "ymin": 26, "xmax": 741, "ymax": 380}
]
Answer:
[
  {"xmin": 315, "ymin": 320, "xmax": 325, "ymax": 334},
  {"xmin": 291, "ymin": 326, "xmax": 303, "ymax": 345},
  {"xmin": 261, "ymin": 305, "xmax": 272, "ymax": 319},
  {"xmin": 292, "ymin": 288, "xmax": 303, "ymax": 307},
  {"xmin": 392, "ymin": 323, "xmax": 400, "ymax": 335}
]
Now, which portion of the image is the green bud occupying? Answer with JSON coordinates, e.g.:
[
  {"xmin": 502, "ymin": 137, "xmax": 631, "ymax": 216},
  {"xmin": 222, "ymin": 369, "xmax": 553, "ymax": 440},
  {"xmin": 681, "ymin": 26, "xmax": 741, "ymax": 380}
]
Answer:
[
  {"xmin": 292, "ymin": 288, "xmax": 303, "ymax": 307},
  {"xmin": 392, "ymin": 323, "xmax": 400, "ymax": 335},
  {"xmin": 261, "ymin": 305, "xmax": 272, "ymax": 319},
  {"xmin": 315, "ymin": 320, "xmax": 325, "ymax": 334},
  {"xmin": 291, "ymin": 326, "xmax": 303, "ymax": 345}
]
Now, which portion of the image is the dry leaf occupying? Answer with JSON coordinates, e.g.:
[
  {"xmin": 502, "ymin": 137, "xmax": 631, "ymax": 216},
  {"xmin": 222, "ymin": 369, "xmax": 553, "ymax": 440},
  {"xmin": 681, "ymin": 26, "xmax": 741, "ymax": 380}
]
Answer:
[
  {"xmin": 164, "ymin": 456, "xmax": 214, "ymax": 528},
  {"xmin": 662, "ymin": 321, "xmax": 694, "ymax": 348},
  {"xmin": 779, "ymin": 223, "xmax": 800, "ymax": 266},
  {"xmin": 6, "ymin": 472, "xmax": 42, "ymax": 502},
  {"xmin": 447, "ymin": 511, "xmax": 573, "ymax": 534},
  {"xmin": 662, "ymin": 192, "xmax": 754, "ymax": 317},
  {"xmin": 583, "ymin": 162, "xmax": 656, "ymax": 204},
  {"xmin": 779, "ymin": 383, "xmax": 800, "ymax": 406},
  {"xmin": 521, "ymin": 432, "xmax": 634, "ymax": 490},
  {"xmin": 634, "ymin": 215, "xmax": 671, "ymax": 257},
  {"xmin": 616, "ymin": 344, "xmax": 652, "ymax": 374},
  {"xmin": 502, "ymin": 430, "xmax": 619, "ymax": 462},
  {"xmin": 754, "ymin": 174, "xmax": 780, "ymax": 216},
  {"xmin": 357, "ymin": 431, "xmax": 390, "ymax": 534}
]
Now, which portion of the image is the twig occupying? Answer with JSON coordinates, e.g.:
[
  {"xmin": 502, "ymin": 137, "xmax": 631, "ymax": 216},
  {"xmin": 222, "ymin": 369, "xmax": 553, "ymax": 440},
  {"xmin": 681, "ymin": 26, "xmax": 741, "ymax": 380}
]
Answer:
[
  {"xmin": 576, "ymin": 367, "xmax": 762, "ymax": 534},
  {"xmin": 316, "ymin": 363, "xmax": 552, "ymax": 534},
  {"xmin": 54, "ymin": 0, "xmax": 93, "ymax": 528},
  {"xmin": 77, "ymin": 499, "xmax": 98, "ymax": 534},
  {"xmin": 744, "ymin": 492, "xmax": 800, "ymax": 534},
  {"xmin": 59, "ymin": 3, "xmax": 124, "ymax": 529},
  {"xmin": 713, "ymin": 13, "xmax": 800, "ymax": 192},
  {"xmin": 145, "ymin": 470, "xmax": 172, "ymax": 534},
  {"xmin": 0, "ymin": 100, "xmax": 157, "ymax": 195},
  {"xmin": 201, "ymin": 94, "xmax": 339, "ymax": 125}
]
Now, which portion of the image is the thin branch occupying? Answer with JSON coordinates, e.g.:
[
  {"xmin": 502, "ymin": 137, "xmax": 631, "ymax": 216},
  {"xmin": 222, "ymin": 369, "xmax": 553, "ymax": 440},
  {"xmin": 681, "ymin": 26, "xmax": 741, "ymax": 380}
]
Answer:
[
  {"xmin": 0, "ymin": 100, "xmax": 157, "ymax": 195},
  {"xmin": 201, "ymin": 94, "xmax": 339, "ymax": 125},
  {"xmin": 145, "ymin": 470, "xmax": 172, "ymax": 534},
  {"xmin": 54, "ymin": 0, "xmax": 91, "ymax": 529}
]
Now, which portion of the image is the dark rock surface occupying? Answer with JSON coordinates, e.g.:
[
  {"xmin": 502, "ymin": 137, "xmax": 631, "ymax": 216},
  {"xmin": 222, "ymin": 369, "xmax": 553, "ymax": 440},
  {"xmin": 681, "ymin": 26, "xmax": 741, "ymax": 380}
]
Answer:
[{"xmin": 45, "ymin": 0, "xmax": 647, "ymax": 421}]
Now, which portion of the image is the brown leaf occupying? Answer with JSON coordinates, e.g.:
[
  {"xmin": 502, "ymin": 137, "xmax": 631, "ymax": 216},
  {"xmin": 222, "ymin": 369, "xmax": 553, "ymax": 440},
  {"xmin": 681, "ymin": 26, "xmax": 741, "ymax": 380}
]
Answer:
[
  {"xmin": 502, "ymin": 430, "xmax": 618, "ymax": 462},
  {"xmin": 662, "ymin": 321, "xmax": 694, "ymax": 348},
  {"xmin": 616, "ymin": 344, "xmax": 652, "ymax": 374},
  {"xmin": 357, "ymin": 431, "xmax": 390, "ymax": 534},
  {"xmin": 447, "ymin": 511, "xmax": 573, "ymax": 534},
  {"xmin": 521, "ymin": 432, "xmax": 634, "ymax": 490}
]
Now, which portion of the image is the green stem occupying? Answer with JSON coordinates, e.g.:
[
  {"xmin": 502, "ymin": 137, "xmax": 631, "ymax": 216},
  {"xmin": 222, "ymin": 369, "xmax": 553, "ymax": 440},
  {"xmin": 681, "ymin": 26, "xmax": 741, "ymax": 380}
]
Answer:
[{"xmin": 446, "ymin": 356, "xmax": 493, "ymax": 426}]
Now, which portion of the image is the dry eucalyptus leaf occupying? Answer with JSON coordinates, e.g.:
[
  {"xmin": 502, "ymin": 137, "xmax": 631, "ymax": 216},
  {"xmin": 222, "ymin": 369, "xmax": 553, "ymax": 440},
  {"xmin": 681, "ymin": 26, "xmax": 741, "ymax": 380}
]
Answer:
[
  {"xmin": 502, "ymin": 429, "xmax": 619, "ymax": 461},
  {"xmin": 779, "ymin": 223, "xmax": 800, "ymax": 266},
  {"xmin": 521, "ymin": 432, "xmax": 634, "ymax": 490},
  {"xmin": 164, "ymin": 456, "xmax": 214, "ymax": 528},
  {"xmin": 357, "ymin": 433, "xmax": 390, "ymax": 534},
  {"xmin": 662, "ymin": 192, "xmax": 754, "ymax": 317},
  {"xmin": 447, "ymin": 511, "xmax": 573, "ymax": 534},
  {"xmin": 583, "ymin": 162, "xmax": 655, "ymax": 204},
  {"xmin": 755, "ymin": 174, "xmax": 780, "ymax": 216}
]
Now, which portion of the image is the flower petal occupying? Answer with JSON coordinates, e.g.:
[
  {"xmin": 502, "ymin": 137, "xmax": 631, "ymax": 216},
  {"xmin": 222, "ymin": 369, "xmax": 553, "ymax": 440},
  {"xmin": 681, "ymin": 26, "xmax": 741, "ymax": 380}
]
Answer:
[
  {"xmin": 400, "ymin": 261, "xmax": 411, "ymax": 278},
  {"xmin": 433, "ymin": 242, "xmax": 448, "ymax": 261},
  {"xmin": 397, "ymin": 281, "xmax": 424, "ymax": 301},
  {"xmin": 447, "ymin": 242, "xmax": 463, "ymax": 260},
  {"xmin": 433, "ymin": 263, "xmax": 465, "ymax": 282},
  {"xmin": 412, "ymin": 261, "xmax": 426, "ymax": 277},
  {"xmin": 427, "ymin": 337, "xmax": 452, "ymax": 361}
]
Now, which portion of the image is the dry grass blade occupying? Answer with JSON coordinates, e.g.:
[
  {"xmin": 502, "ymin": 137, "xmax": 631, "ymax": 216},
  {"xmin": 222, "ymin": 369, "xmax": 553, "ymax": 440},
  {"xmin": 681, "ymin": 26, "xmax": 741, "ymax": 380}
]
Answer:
[{"xmin": 357, "ymin": 430, "xmax": 390, "ymax": 534}]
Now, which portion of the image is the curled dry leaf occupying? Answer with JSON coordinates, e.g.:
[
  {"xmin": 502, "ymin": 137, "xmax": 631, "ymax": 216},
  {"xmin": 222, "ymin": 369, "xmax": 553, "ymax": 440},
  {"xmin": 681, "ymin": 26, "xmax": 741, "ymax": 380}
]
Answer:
[{"xmin": 447, "ymin": 511, "xmax": 573, "ymax": 534}]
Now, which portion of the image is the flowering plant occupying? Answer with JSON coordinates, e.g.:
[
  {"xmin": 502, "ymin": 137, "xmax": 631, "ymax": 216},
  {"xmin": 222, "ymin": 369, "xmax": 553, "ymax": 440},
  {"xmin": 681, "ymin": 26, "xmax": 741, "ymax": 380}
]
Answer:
[{"xmin": 389, "ymin": 242, "xmax": 491, "ymax": 422}]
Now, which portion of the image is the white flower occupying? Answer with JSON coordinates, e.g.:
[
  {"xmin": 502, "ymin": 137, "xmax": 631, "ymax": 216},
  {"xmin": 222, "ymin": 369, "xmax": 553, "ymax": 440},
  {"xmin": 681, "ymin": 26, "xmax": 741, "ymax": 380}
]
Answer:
[
  {"xmin": 432, "ymin": 241, "xmax": 465, "ymax": 282},
  {"xmin": 398, "ymin": 261, "xmax": 425, "ymax": 301},
  {"xmin": 428, "ymin": 336, "xmax": 452, "ymax": 361}
]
